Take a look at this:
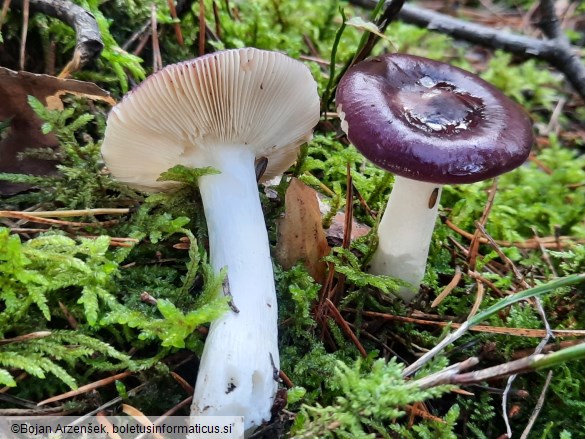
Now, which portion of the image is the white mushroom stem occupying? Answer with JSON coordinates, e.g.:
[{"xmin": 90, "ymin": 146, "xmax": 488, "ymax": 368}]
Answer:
[
  {"xmin": 190, "ymin": 145, "xmax": 279, "ymax": 432},
  {"xmin": 368, "ymin": 176, "xmax": 442, "ymax": 302}
]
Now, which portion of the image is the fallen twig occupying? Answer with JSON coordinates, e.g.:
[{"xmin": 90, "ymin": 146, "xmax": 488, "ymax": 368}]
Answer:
[
  {"xmin": 19, "ymin": 0, "xmax": 29, "ymax": 70},
  {"xmin": 415, "ymin": 343, "xmax": 585, "ymax": 389},
  {"xmin": 0, "ymin": 0, "xmax": 12, "ymax": 26},
  {"xmin": 432, "ymin": 266, "xmax": 462, "ymax": 307},
  {"xmin": 326, "ymin": 299, "xmax": 368, "ymax": 358},
  {"xmin": 350, "ymin": 0, "xmax": 585, "ymax": 100},
  {"xmin": 445, "ymin": 218, "xmax": 585, "ymax": 249},
  {"xmin": 0, "ymin": 331, "xmax": 51, "ymax": 345},
  {"xmin": 519, "ymin": 370, "xmax": 553, "ymax": 439},
  {"xmin": 0, "ymin": 208, "xmax": 130, "ymax": 218},
  {"xmin": 166, "ymin": 0, "xmax": 184, "ymax": 46},
  {"xmin": 198, "ymin": 0, "xmax": 206, "ymax": 56},
  {"xmin": 1, "ymin": 210, "xmax": 121, "ymax": 227},
  {"xmin": 468, "ymin": 179, "xmax": 498, "ymax": 271},
  {"xmin": 11, "ymin": 0, "xmax": 103, "ymax": 74},
  {"xmin": 38, "ymin": 371, "xmax": 132, "ymax": 406},
  {"xmin": 151, "ymin": 4, "xmax": 162, "ymax": 72},
  {"xmin": 402, "ymin": 274, "xmax": 585, "ymax": 377},
  {"xmin": 279, "ymin": 370, "xmax": 294, "ymax": 388},
  {"xmin": 349, "ymin": 309, "xmax": 585, "ymax": 338}
]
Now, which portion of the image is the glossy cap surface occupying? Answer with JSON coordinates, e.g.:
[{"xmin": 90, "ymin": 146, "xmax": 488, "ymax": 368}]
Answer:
[{"xmin": 336, "ymin": 54, "xmax": 534, "ymax": 184}]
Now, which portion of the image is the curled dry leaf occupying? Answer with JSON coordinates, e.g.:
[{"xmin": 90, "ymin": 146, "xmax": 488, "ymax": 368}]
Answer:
[
  {"xmin": 326, "ymin": 211, "xmax": 371, "ymax": 246},
  {"xmin": 0, "ymin": 67, "xmax": 115, "ymax": 194},
  {"xmin": 314, "ymin": 191, "xmax": 371, "ymax": 246},
  {"xmin": 275, "ymin": 178, "xmax": 330, "ymax": 283}
]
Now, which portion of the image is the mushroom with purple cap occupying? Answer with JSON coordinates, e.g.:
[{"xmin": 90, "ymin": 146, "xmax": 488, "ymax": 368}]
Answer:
[
  {"xmin": 336, "ymin": 53, "xmax": 534, "ymax": 301},
  {"xmin": 101, "ymin": 48, "xmax": 320, "ymax": 431}
]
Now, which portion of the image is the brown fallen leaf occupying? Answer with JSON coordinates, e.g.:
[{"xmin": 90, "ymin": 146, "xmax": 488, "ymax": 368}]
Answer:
[
  {"xmin": 0, "ymin": 67, "xmax": 115, "ymax": 194},
  {"xmin": 326, "ymin": 211, "xmax": 371, "ymax": 246},
  {"xmin": 275, "ymin": 178, "xmax": 330, "ymax": 283}
]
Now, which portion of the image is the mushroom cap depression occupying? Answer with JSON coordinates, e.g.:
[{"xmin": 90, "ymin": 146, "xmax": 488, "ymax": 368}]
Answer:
[
  {"xmin": 336, "ymin": 54, "xmax": 534, "ymax": 184},
  {"xmin": 101, "ymin": 48, "xmax": 320, "ymax": 191}
]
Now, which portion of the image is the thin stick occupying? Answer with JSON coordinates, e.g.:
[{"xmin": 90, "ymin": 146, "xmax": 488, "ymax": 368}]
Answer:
[
  {"xmin": 352, "ymin": 0, "xmax": 405, "ymax": 65},
  {"xmin": 19, "ymin": 0, "xmax": 29, "ymax": 70},
  {"xmin": 0, "ymin": 331, "xmax": 51, "ymax": 345},
  {"xmin": 349, "ymin": 0, "xmax": 585, "ymax": 100},
  {"xmin": 9, "ymin": 229, "xmax": 138, "ymax": 247},
  {"xmin": 352, "ymin": 183, "xmax": 376, "ymax": 219},
  {"xmin": 348, "ymin": 309, "xmax": 585, "ymax": 338},
  {"xmin": 513, "ymin": 338, "xmax": 585, "ymax": 360},
  {"xmin": 467, "ymin": 280, "xmax": 484, "ymax": 320},
  {"xmin": 0, "ymin": 212, "xmax": 116, "ymax": 227},
  {"xmin": 475, "ymin": 223, "xmax": 528, "ymax": 287},
  {"xmin": 544, "ymin": 97, "xmax": 566, "ymax": 136},
  {"xmin": 37, "ymin": 371, "xmax": 132, "ymax": 406},
  {"xmin": 342, "ymin": 163, "xmax": 353, "ymax": 250},
  {"xmin": 151, "ymin": 4, "xmax": 162, "ymax": 72},
  {"xmin": 519, "ymin": 371, "xmax": 553, "ymax": 439},
  {"xmin": 158, "ymin": 395, "xmax": 192, "ymax": 417},
  {"xmin": 0, "ymin": 208, "xmax": 130, "ymax": 218},
  {"xmin": 198, "ymin": 0, "xmax": 206, "ymax": 56},
  {"xmin": 122, "ymin": 21, "xmax": 150, "ymax": 51},
  {"xmin": 468, "ymin": 178, "xmax": 497, "ymax": 271},
  {"xmin": 402, "ymin": 274, "xmax": 585, "ymax": 377},
  {"xmin": 279, "ymin": 370, "xmax": 294, "ymax": 388},
  {"xmin": 531, "ymin": 226, "xmax": 558, "ymax": 277},
  {"xmin": 166, "ymin": 0, "xmax": 184, "ymax": 46},
  {"xmin": 169, "ymin": 371, "xmax": 193, "ymax": 394},
  {"xmin": 326, "ymin": 299, "xmax": 367, "ymax": 358},
  {"xmin": 502, "ymin": 374, "xmax": 514, "ymax": 438},
  {"xmin": 133, "ymin": 30, "xmax": 151, "ymax": 56},
  {"xmin": 468, "ymin": 270, "xmax": 506, "ymax": 297},
  {"xmin": 59, "ymin": 301, "xmax": 79, "ymax": 329},
  {"xmin": 432, "ymin": 266, "xmax": 462, "ymax": 307},
  {"xmin": 212, "ymin": 0, "xmax": 222, "ymax": 39},
  {"xmin": 67, "ymin": 382, "xmax": 150, "ymax": 425},
  {"xmin": 416, "ymin": 344, "xmax": 585, "ymax": 389},
  {"xmin": 0, "ymin": 0, "xmax": 11, "ymax": 27},
  {"xmin": 445, "ymin": 218, "xmax": 585, "ymax": 249},
  {"xmin": 12, "ymin": 0, "xmax": 103, "ymax": 71}
]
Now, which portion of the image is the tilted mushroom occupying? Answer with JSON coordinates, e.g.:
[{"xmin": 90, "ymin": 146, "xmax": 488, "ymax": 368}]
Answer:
[
  {"xmin": 101, "ymin": 48, "xmax": 320, "ymax": 430},
  {"xmin": 336, "ymin": 53, "xmax": 534, "ymax": 301}
]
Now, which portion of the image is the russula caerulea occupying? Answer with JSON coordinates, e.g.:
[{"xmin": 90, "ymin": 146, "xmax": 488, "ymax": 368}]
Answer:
[
  {"xmin": 336, "ymin": 53, "xmax": 533, "ymax": 301},
  {"xmin": 101, "ymin": 48, "xmax": 320, "ymax": 431}
]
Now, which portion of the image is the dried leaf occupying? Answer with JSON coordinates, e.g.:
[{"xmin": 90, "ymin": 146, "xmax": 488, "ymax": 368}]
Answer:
[
  {"xmin": 0, "ymin": 67, "xmax": 115, "ymax": 194},
  {"xmin": 275, "ymin": 178, "xmax": 330, "ymax": 283},
  {"xmin": 345, "ymin": 16, "xmax": 391, "ymax": 41},
  {"xmin": 326, "ymin": 211, "xmax": 371, "ymax": 246}
]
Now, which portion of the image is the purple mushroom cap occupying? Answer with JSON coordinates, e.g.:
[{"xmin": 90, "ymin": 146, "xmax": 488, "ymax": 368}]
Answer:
[{"xmin": 336, "ymin": 54, "xmax": 534, "ymax": 184}]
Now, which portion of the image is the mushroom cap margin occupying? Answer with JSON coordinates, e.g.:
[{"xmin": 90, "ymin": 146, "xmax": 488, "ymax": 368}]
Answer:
[
  {"xmin": 101, "ymin": 48, "xmax": 320, "ymax": 191},
  {"xmin": 336, "ymin": 54, "xmax": 534, "ymax": 185}
]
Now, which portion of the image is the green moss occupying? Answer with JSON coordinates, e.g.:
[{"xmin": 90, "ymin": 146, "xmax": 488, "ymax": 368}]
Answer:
[{"xmin": 2, "ymin": 0, "xmax": 585, "ymax": 435}]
